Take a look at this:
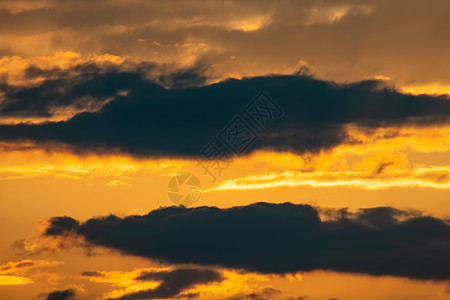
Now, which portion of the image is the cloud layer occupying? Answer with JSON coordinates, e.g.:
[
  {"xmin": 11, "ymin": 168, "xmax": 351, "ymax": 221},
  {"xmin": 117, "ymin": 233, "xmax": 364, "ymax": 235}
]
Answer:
[
  {"xmin": 42, "ymin": 203, "xmax": 450, "ymax": 280},
  {"xmin": 1, "ymin": 0, "xmax": 450, "ymax": 87},
  {"xmin": 1, "ymin": 74, "xmax": 450, "ymax": 157}
]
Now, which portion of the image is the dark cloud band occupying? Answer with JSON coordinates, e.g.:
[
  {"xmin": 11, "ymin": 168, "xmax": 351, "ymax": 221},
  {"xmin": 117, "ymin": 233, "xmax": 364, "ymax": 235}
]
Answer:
[
  {"xmin": 1, "ymin": 74, "xmax": 450, "ymax": 157},
  {"xmin": 43, "ymin": 203, "xmax": 450, "ymax": 280}
]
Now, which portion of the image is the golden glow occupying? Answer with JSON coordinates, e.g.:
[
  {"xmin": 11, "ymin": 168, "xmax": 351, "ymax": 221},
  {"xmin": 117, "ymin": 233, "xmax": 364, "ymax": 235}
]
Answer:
[
  {"xmin": 0, "ymin": 144, "xmax": 186, "ymax": 182},
  {"xmin": 207, "ymin": 166, "xmax": 450, "ymax": 192},
  {"xmin": 305, "ymin": 5, "xmax": 373, "ymax": 25},
  {"xmin": 82, "ymin": 267, "xmax": 273, "ymax": 300},
  {"xmin": 371, "ymin": 75, "xmax": 391, "ymax": 81},
  {"xmin": 0, "ymin": 275, "xmax": 33, "ymax": 285},
  {"xmin": 2, "ymin": 125, "xmax": 450, "ymax": 192},
  {"xmin": 207, "ymin": 125, "xmax": 450, "ymax": 192},
  {"xmin": 186, "ymin": 270, "xmax": 270, "ymax": 297},
  {"xmin": 229, "ymin": 15, "xmax": 272, "ymax": 32},
  {"xmin": 85, "ymin": 268, "xmax": 164, "ymax": 299},
  {"xmin": 0, "ymin": 51, "xmax": 125, "ymax": 86},
  {"xmin": 0, "ymin": 259, "xmax": 63, "ymax": 273},
  {"xmin": 0, "ymin": 259, "xmax": 62, "ymax": 286},
  {"xmin": 401, "ymin": 83, "xmax": 450, "ymax": 96},
  {"xmin": 107, "ymin": 179, "xmax": 132, "ymax": 187},
  {"xmin": 1, "ymin": 1, "xmax": 450, "ymax": 299}
]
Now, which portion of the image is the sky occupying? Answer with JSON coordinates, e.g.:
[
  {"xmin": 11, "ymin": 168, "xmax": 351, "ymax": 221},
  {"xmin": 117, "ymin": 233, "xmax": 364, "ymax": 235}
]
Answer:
[{"xmin": 0, "ymin": 0, "xmax": 450, "ymax": 299}]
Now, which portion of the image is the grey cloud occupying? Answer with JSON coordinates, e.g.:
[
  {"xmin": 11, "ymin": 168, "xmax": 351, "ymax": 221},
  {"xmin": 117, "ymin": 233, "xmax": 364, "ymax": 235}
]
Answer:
[
  {"xmin": 1, "ymin": 74, "xmax": 450, "ymax": 157},
  {"xmin": 42, "ymin": 203, "xmax": 450, "ymax": 280}
]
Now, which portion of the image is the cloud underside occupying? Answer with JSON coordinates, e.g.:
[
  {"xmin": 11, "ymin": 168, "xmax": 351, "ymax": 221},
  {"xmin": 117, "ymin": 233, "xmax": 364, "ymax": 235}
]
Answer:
[
  {"xmin": 46, "ymin": 289, "xmax": 75, "ymax": 300},
  {"xmin": 1, "ymin": 71, "xmax": 450, "ymax": 158},
  {"xmin": 108, "ymin": 268, "xmax": 222, "ymax": 300},
  {"xmin": 43, "ymin": 203, "xmax": 450, "ymax": 280}
]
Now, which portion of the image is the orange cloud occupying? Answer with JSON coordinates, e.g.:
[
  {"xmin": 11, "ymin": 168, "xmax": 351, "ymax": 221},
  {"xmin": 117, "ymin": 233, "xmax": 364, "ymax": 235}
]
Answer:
[
  {"xmin": 0, "ymin": 0, "xmax": 49, "ymax": 14},
  {"xmin": 0, "ymin": 51, "xmax": 124, "ymax": 86},
  {"xmin": 0, "ymin": 143, "xmax": 186, "ymax": 182},
  {"xmin": 0, "ymin": 259, "xmax": 63, "ymax": 274},
  {"xmin": 203, "ymin": 125, "xmax": 450, "ymax": 192},
  {"xmin": 0, "ymin": 259, "xmax": 65, "ymax": 287},
  {"xmin": 207, "ymin": 165, "xmax": 450, "ymax": 193}
]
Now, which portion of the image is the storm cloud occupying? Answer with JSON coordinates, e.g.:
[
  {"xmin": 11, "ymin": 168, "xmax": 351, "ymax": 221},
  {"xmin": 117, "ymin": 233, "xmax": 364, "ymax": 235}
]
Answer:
[
  {"xmin": 43, "ymin": 203, "xmax": 450, "ymax": 280},
  {"xmin": 1, "ymin": 74, "xmax": 450, "ymax": 157}
]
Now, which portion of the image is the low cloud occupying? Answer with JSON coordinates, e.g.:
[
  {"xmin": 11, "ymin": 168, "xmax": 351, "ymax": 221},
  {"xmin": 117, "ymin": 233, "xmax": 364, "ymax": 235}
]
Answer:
[
  {"xmin": 0, "ymin": 55, "xmax": 208, "ymax": 123},
  {"xmin": 46, "ymin": 289, "xmax": 75, "ymax": 300},
  {"xmin": 1, "ymin": 74, "xmax": 450, "ymax": 157},
  {"xmin": 42, "ymin": 203, "xmax": 450, "ymax": 280}
]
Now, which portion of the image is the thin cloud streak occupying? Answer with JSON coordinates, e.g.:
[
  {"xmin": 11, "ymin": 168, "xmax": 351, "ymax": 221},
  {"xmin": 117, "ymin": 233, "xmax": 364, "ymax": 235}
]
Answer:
[{"xmin": 207, "ymin": 166, "xmax": 450, "ymax": 192}]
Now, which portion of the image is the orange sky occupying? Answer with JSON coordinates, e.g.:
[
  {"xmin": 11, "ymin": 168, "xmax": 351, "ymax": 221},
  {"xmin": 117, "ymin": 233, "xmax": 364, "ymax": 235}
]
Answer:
[{"xmin": 1, "ymin": 1, "xmax": 450, "ymax": 299}]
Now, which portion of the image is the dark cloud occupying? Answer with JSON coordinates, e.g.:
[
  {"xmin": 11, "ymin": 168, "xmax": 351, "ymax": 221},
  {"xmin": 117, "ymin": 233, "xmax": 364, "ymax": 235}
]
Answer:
[
  {"xmin": 0, "ymin": 61, "xmax": 207, "ymax": 118},
  {"xmin": 45, "ymin": 289, "xmax": 75, "ymax": 300},
  {"xmin": 1, "ymin": 74, "xmax": 450, "ymax": 157},
  {"xmin": 108, "ymin": 268, "xmax": 222, "ymax": 300},
  {"xmin": 81, "ymin": 271, "xmax": 103, "ymax": 277},
  {"xmin": 43, "ymin": 203, "xmax": 450, "ymax": 280},
  {"xmin": 44, "ymin": 216, "xmax": 80, "ymax": 236},
  {"xmin": 228, "ymin": 287, "xmax": 281, "ymax": 300}
]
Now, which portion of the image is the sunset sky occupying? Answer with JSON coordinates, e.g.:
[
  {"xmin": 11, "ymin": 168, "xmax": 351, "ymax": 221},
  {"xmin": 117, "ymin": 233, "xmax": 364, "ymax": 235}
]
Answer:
[{"xmin": 0, "ymin": 1, "xmax": 450, "ymax": 299}]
